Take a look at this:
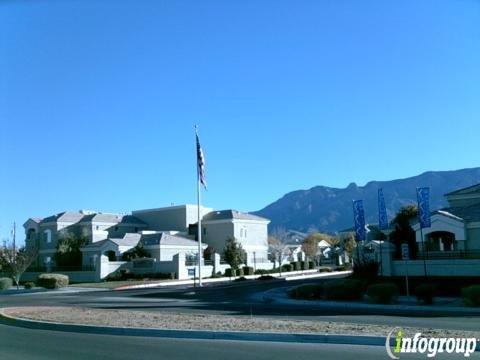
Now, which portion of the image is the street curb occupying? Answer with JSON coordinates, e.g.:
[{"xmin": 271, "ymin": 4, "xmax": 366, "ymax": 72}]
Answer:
[{"xmin": 0, "ymin": 308, "xmax": 386, "ymax": 346}]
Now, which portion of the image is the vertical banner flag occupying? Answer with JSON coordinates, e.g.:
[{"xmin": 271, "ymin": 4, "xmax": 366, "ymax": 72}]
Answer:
[
  {"xmin": 416, "ymin": 187, "xmax": 431, "ymax": 229},
  {"xmin": 378, "ymin": 188, "xmax": 389, "ymax": 230},
  {"xmin": 353, "ymin": 200, "xmax": 366, "ymax": 242},
  {"xmin": 196, "ymin": 131, "xmax": 207, "ymax": 189}
]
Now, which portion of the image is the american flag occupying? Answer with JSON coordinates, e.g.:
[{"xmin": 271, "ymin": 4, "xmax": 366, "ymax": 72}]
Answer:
[{"xmin": 196, "ymin": 132, "xmax": 207, "ymax": 189}]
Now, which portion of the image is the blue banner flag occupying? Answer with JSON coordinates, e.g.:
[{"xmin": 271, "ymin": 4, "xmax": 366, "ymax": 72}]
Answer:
[
  {"xmin": 378, "ymin": 188, "xmax": 389, "ymax": 230},
  {"xmin": 353, "ymin": 200, "xmax": 366, "ymax": 242},
  {"xmin": 416, "ymin": 187, "xmax": 431, "ymax": 229}
]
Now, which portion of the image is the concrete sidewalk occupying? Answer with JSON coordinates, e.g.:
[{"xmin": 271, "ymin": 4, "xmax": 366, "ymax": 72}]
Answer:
[{"xmin": 114, "ymin": 270, "xmax": 351, "ymax": 290}]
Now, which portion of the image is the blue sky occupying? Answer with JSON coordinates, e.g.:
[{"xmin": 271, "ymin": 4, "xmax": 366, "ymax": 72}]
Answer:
[{"xmin": 1, "ymin": 0, "xmax": 479, "ymax": 245}]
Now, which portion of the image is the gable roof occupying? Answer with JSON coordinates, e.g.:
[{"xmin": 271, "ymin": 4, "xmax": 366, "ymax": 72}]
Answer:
[
  {"xmin": 23, "ymin": 218, "xmax": 43, "ymax": 227},
  {"xmin": 202, "ymin": 210, "xmax": 269, "ymax": 222},
  {"xmin": 40, "ymin": 212, "xmax": 85, "ymax": 224},
  {"xmin": 445, "ymin": 183, "xmax": 480, "ymax": 196},
  {"xmin": 110, "ymin": 233, "xmax": 142, "ymax": 247},
  {"xmin": 140, "ymin": 232, "xmax": 200, "ymax": 247},
  {"xmin": 81, "ymin": 213, "xmax": 147, "ymax": 225},
  {"xmin": 80, "ymin": 239, "xmax": 112, "ymax": 250},
  {"xmin": 436, "ymin": 204, "xmax": 480, "ymax": 223}
]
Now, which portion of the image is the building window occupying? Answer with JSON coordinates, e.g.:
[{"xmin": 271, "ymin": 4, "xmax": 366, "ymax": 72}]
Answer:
[
  {"xmin": 135, "ymin": 227, "xmax": 139, "ymax": 233},
  {"xmin": 240, "ymin": 229, "xmax": 244, "ymax": 238},
  {"xmin": 43, "ymin": 229, "xmax": 52, "ymax": 243},
  {"xmin": 114, "ymin": 226, "xmax": 119, "ymax": 231},
  {"xmin": 96, "ymin": 225, "xmax": 99, "ymax": 230},
  {"xmin": 245, "ymin": 229, "xmax": 247, "ymax": 237}
]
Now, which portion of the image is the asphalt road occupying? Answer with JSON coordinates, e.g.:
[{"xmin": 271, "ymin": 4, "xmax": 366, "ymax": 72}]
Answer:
[
  {"xmin": 1, "ymin": 277, "xmax": 480, "ymax": 332},
  {"xmin": 0, "ymin": 324, "xmax": 468, "ymax": 360}
]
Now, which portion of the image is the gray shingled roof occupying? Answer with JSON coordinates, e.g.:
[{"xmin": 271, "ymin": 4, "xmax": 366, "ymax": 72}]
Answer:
[
  {"xmin": 437, "ymin": 204, "xmax": 480, "ymax": 223},
  {"xmin": 141, "ymin": 233, "xmax": 200, "ymax": 247},
  {"xmin": 81, "ymin": 213, "xmax": 147, "ymax": 225},
  {"xmin": 202, "ymin": 210, "xmax": 269, "ymax": 222},
  {"xmin": 41, "ymin": 212, "xmax": 85, "ymax": 224},
  {"xmin": 445, "ymin": 183, "xmax": 480, "ymax": 196},
  {"xmin": 110, "ymin": 233, "xmax": 142, "ymax": 247},
  {"xmin": 81, "ymin": 239, "xmax": 111, "ymax": 249}
]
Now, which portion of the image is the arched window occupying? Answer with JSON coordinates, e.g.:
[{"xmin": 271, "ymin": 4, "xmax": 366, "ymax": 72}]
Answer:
[
  {"xmin": 27, "ymin": 229, "xmax": 36, "ymax": 240},
  {"xmin": 426, "ymin": 231, "xmax": 455, "ymax": 252},
  {"xmin": 43, "ymin": 229, "xmax": 52, "ymax": 243}
]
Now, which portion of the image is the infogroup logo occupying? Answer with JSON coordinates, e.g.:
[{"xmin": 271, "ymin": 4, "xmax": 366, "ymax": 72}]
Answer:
[{"xmin": 385, "ymin": 328, "xmax": 478, "ymax": 359}]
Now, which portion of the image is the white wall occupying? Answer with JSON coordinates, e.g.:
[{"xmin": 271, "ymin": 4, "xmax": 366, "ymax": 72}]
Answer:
[{"xmin": 392, "ymin": 259, "xmax": 480, "ymax": 277}]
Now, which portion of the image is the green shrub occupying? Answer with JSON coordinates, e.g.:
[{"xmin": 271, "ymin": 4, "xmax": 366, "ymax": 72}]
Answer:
[
  {"xmin": 324, "ymin": 279, "xmax": 363, "ymax": 301},
  {"xmin": 237, "ymin": 268, "xmax": 244, "ymax": 277},
  {"xmin": 366, "ymin": 283, "xmax": 399, "ymax": 304},
  {"xmin": 308, "ymin": 261, "xmax": 315, "ymax": 270},
  {"xmin": 318, "ymin": 267, "xmax": 333, "ymax": 273},
  {"xmin": 210, "ymin": 272, "xmax": 223, "ymax": 279},
  {"xmin": 37, "ymin": 274, "xmax": 69, "ymax": 289},
  {"xmin": 337, "ymin": 264, "xmax": 351, "ymax": 271},
  {"xmin": 0, "ymin": 277, "xmax": 13, "ymax": 290},
  {"xmin": 234, "ymin": 276, "xmax": 248, "ymax": 282},
  {"xmin": 243, "ymin": 266, "xmax": 254, "ymax": 276},
  {"xmin": 288, "ymin": 284, "xmax": 323, "ymax": 300},
  {"xmin": 462, "ymin": 285, "xmax": 480, "ymax": 307},
  {"xmin": 291, "ymin": 262, "xmax": 301, "ymax": 271},
  {"xmin": 119, "ymin": 269, "xmax": 131, "ymax": 280},
  {"xmin": 24, "ymin": 282, "xmax": 35, "ymax": 289},
  {"xmin": 254, "ymin": 269, "xmax": 268, "ymax": 275},
  {"xmin": 352, "ymin": 261, "xmax": 378, "ymax": 278},
  {"xmin": 282, "ymin": 264, "xmax": 293, "ymax": 272},
  {"xmin": 300, "ymin": 261, "xmax": 307, "ymax": 270},
  {"xmin": 415, "ymin": 284, "xmax": 436, "ymax": 305},
  {"xmin": 225, "ymin": 268, "xmax": 236, "ymax": 277}
]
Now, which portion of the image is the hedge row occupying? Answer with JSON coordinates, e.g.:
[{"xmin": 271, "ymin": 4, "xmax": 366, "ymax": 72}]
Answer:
[
  {"xmin": 288, "ymin": 280, "xmax": 480, "ymax": 305},
  {"xmin": 226, "ymin": 261, "xmax": 316, "ymax": 277},
  {"xmin": 106, "ymin": 269, "xmax": 176, "ymax": 281}
]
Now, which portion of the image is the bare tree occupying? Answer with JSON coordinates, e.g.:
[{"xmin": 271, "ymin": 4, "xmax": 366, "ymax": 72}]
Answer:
[
  {"xmin": 0, "ymin": 242, "xmax": 38, "ymax": 289},
  {"xmin": 302, "ymin": 232, "xmax": 339, "ymax": 264},
  {"xmin": 268, "ymin": 227, "xmax": 290, "ymax": 276}
]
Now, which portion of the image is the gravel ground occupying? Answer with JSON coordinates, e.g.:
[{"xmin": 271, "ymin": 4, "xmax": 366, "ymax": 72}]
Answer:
[{"xmin": 4, "ymin": 306, "xmax": 480, "ymax": 338}]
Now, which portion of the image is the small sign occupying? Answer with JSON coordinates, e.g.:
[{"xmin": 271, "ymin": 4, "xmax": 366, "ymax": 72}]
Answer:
[
  {"xmin": 188, "ymin": 268, "xmax": 196, "ymax": 276},
  {"xmin": 401, "ymin": 244, "xmax": 409, "ymax": 260}
]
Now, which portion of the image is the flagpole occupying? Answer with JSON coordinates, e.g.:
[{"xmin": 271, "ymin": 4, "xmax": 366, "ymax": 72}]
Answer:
[
  {"xmin": 420, "ymin": 226, "xmax": 427, "ymax": 278},
  {"xmin": 196, "ymin": 126, "xmax": 203, "ymax": 287},
  {"xmin": 13, "ymin": 221, "xmax": 16, "ymax": 262}
]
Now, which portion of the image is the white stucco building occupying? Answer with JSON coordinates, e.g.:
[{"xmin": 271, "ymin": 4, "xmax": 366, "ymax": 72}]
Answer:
[
  {"xmin": 23, "ymin": 204, "xmax": 272, "ymax": 281},
  {"xmin": 413, "ymin": 184, "xmax": 480, "ymax": 254},
  {"xmin": 375, "ymin": 183, "xmax": 480, "ymax": 277}
]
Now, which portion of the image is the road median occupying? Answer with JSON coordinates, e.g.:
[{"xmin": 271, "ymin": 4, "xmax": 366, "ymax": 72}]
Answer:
[{"xmin": 1, "ymin": 306, "xmax": 479, "ymax": 346}]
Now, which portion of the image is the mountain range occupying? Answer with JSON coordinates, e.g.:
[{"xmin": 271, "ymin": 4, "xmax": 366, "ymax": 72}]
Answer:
[{"xmin": 253, "ymin": 167, "xmax": 480, "ymax": 234}]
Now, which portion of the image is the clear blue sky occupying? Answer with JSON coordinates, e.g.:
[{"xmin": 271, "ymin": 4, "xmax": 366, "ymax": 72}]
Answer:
[{"xmin": 1, "ymin": 0, "xmax": 479, "ymax": 245}]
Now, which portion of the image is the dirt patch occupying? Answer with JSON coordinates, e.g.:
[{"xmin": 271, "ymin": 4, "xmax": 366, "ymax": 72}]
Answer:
[{"xmin": 3, "ymin": 306, "xmax": 479, "ymax": 338}]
